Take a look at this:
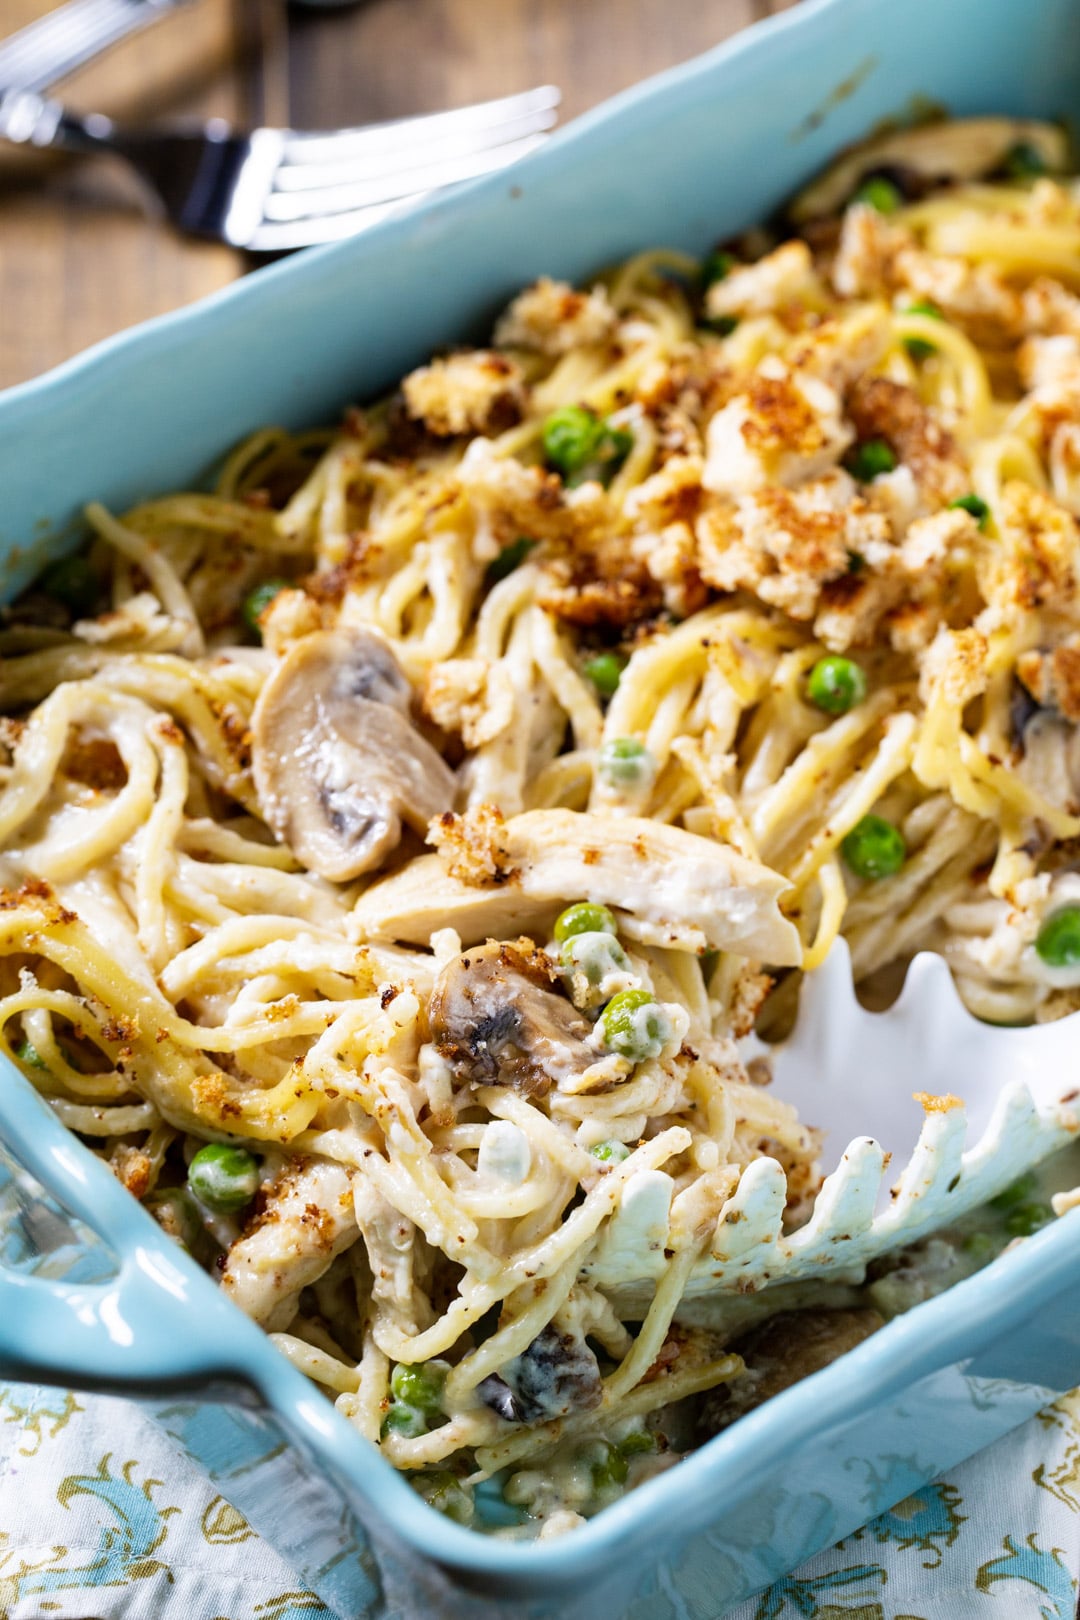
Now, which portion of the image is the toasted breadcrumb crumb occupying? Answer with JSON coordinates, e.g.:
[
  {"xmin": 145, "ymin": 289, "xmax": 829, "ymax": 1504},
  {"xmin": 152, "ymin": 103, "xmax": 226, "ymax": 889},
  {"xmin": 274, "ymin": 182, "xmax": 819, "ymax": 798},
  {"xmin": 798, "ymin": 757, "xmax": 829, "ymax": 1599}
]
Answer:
[
  {"xmin": 495, "ymin": 277, "xmax": 618, "ymax": 355},
  {"xmin": 403, "ymin": 350, "xmax": 526, "ymax": 438},
  {"xmin": 427, "ymin": 804, "xmax": 515, "ymax": 885},
  {"xmin": 705, "ymin": 241, "xmax": 822, "ymax": 320},
  {"xmin": 259, "ymin": 587, "xmax": 323, "ymax": 655},
  {"xmin": 703, "ymin": 362, "xmax": 853, "ymax": 496},
  {"xmin": 423, "ymin": 658, "xmax": 515, "ymax": 749}
]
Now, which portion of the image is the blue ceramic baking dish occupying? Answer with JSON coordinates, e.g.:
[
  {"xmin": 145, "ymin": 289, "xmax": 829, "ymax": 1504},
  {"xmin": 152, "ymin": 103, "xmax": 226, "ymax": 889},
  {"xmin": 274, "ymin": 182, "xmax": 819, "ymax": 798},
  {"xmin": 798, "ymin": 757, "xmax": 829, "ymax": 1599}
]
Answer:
[{"xmin": 2, "ymin": 0, "xmax": 1080, "ymax": 1613}]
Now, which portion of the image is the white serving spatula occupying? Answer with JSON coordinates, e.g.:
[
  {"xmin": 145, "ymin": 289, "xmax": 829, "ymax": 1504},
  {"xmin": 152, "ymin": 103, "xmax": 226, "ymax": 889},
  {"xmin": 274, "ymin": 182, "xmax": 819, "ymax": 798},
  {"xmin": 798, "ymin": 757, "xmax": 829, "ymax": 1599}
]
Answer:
[{"xmin": 587, "ymin": 941, "xmax": 1080, "ymax": 1296}]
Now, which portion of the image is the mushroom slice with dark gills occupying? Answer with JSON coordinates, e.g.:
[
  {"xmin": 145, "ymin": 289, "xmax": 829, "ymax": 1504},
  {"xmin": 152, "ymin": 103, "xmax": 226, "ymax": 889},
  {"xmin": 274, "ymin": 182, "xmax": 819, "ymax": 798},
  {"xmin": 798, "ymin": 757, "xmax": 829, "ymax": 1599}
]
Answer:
[
  {"xmin": 1014, "ymin": 708, "xmax": 1080, "ymax": 814},
  {"xmin": 251, "ymin": 627, "xmax": 456, "ymax": 881},
  {"xmin": 429, "ymin": 939, "xmax": 593, "ymax": 1097},
  {"xmin": 1011, "ymin": 648, "xmax": 1080, "ymax": 815},
  {"xmin": 479, "ymin": 1323, "xmax": 604, "ymax": 1423},
  {"xmin": 790, "ymin": 117, "xmax": 1068, "ymax": 223}
]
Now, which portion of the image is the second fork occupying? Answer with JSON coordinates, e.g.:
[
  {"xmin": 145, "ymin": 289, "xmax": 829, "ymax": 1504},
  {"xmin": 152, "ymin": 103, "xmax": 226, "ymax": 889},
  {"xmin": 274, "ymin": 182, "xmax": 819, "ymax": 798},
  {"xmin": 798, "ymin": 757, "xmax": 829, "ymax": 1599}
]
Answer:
[{"xmin": 0, "ymin": 83, "xmax": 561, "ymax": 250}]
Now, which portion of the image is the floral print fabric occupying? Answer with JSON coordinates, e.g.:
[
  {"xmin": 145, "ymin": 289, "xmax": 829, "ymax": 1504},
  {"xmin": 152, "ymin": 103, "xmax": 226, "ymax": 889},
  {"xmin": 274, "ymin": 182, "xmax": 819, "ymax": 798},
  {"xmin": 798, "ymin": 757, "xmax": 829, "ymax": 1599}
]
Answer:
[{"xmin": 0, "ymin": 1380, "xmax": 1077, "ymax": 1619}]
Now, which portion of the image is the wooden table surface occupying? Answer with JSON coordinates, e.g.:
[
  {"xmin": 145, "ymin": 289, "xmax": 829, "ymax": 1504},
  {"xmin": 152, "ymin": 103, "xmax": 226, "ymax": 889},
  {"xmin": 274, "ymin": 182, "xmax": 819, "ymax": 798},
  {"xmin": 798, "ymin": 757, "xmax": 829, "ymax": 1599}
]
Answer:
[{"xmin": 0, "ymin": 0, "xmax": 793, "ymax": 390}]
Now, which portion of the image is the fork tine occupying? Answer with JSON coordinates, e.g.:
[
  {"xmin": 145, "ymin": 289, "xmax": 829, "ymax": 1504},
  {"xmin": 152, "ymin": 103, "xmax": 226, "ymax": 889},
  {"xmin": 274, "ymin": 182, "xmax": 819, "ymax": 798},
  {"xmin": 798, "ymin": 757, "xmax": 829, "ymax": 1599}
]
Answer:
[
  {"xmin": 244, "ymin": 124, "xmax": 547, "ymax": 251},
  {"xmin": 274, "ymin": 104, "xmax": 559, "ymax": 192},
  {"xmin": 261, "ymin": 133, "xmax": 548, "ymax": 226},
  {"xmin": 279, "ymin": 86, "xmax": 560, "ymax": 166},
  {"xmin": 245, "ymin": 196, "xmax": 422, "ymax": 253}
]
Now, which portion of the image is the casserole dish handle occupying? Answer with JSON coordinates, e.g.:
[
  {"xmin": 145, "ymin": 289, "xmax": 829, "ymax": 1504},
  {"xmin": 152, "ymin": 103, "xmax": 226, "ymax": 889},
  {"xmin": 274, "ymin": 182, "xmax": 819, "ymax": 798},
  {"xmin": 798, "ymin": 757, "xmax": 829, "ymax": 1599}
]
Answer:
[
  {"xmin": 0, "ymin": 1064, "xmax": 268, "ymax": 1397},
  {"xmin": 0, "ymin": 1069, "xmax": 396, "ymax": 1620},
  {"xmin": 0, "ymin": 1248, "xmax": 255, "ymax": 1394}
]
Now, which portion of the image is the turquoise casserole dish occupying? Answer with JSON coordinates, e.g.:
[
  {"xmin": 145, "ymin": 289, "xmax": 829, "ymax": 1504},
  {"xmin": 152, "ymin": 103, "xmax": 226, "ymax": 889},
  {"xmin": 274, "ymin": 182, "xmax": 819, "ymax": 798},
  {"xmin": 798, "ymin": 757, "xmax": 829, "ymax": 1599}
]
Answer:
[{"xmin": 2, "ymin": 0, "xmax": 1080, "ymax": 1612}]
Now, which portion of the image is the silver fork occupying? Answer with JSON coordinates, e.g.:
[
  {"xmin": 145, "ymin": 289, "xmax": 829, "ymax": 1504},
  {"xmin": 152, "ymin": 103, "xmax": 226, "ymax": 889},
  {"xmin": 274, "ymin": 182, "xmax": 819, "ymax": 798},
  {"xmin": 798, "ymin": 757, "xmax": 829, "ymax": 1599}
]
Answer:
[
  {"xmin": 0, "ymin": 84, "xmax": 560, "ymax": 251},
  {"xmin": 0, "ymin": 0, "xmax": 194, "ymax": 96}
]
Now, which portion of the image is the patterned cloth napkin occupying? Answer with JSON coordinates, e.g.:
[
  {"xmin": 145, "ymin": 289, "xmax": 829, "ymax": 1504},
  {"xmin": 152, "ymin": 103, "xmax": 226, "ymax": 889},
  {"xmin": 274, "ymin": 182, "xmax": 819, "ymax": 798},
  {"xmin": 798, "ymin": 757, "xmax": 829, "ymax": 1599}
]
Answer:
[{"xmin": 0, "ymin": 1379, "xmax": 1078, "ymax": 1620}]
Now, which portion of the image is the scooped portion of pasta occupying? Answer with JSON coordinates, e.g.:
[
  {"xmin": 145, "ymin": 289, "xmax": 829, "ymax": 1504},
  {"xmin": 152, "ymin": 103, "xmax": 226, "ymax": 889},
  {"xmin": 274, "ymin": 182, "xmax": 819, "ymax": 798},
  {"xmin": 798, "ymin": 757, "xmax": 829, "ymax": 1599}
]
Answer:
[{"xmin": 3, "ymin": 115, "xmax": 1080, "ymax": 1535}]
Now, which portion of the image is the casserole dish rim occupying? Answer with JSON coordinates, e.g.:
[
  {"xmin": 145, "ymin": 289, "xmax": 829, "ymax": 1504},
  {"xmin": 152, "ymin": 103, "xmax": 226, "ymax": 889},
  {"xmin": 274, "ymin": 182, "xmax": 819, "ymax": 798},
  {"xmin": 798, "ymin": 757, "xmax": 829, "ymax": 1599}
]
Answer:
[{"xmin": 2, "ymin": 0, "xmax": 1080, "ymax": 1591}]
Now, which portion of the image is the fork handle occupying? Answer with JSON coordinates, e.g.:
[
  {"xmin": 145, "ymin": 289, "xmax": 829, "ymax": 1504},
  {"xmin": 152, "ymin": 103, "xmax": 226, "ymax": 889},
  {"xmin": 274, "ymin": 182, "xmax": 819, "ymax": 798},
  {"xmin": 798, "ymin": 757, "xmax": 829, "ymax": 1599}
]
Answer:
[
  {"xmin": 0, "ymin": 90, "xmax": 119, "ymax": 154},
  {"xmin": 0, "ymin": 0, "xmax": 195, "ymax": 97}
]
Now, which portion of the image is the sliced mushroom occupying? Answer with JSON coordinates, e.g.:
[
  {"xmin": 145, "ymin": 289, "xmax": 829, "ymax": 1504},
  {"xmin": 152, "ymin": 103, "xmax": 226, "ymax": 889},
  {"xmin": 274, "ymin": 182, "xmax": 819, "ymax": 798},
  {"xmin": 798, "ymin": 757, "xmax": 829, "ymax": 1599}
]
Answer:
[
  {"xmin": 1015, "ymin": 708, "xmax": 1080, "ymax": 814},
  {"xmin": 1017, "ymin": 639, "xmax": 1080, "ymax": 725},
  {"xmin": 1010, "ymin": 650, "xmax": 1080, "ymax": 814},
  {"xmin": 429, "ymin": 939, "xmax": 593, "ymax": 1095},
  {"xmin": 353, "ymin": 809, "xmax": 802, "ymax": 964},
  {"xmin": 251, "ymin": 627, "xmax": 456, "ymax": 881},
  {"xmin": 791, "ymin": 118, "xmax": 1068, "ymax": 223},
  {"xmin": 500, "ymin": 1323, "xmax": 604, "ymax": 1422},
  {"xmin": 1010, "ymin": 676, "xmax": 1044, "ymax": 752},
  {"xmin": 477, "ymin": 1372, "xmax": 522, "ymax": 1422}
]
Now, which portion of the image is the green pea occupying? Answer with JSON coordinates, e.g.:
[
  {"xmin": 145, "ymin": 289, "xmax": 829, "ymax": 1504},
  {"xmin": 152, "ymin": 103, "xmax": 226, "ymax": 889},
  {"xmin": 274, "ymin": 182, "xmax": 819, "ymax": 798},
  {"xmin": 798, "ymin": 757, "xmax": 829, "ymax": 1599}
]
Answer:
[
  {"xmin": 806, "ymin": 655, "xmax": 868, "ymax": 717},
  {"xmin": 597, "ymin": 737, "xmax": 656, "ymax": 792},
  {"xmin": 146, "ymin": 1187, "xmax": 204, "ymax": 1252},
  {"xmin": 390, "ymin": 1361, "xmax": 446, "ymax": 1421},
  {"xmin": 1004, "ymin": 1201, "xmax": 1054, "ymax": 1238},
  {"xmin": 961, "ymin": 1231, "xmax": 997, "ymax": 1261},
  {"xmin": 604, "ymin": 425, "xmax": 635, "ymax": 465},
  {"xmin": 841, "ymin": 815, "xmax": 906, "ymax": 881},
  {"xmin": 554, "ymin": 902, "xmax": 618, "ymax": 943},
  {"xmin": 542, "ymin": 406, "xmax": 633, "ymax": 486},
  {"xmin": 702, "ymin": 249, "xmax": 736, "ymax": 287},
  {"xmin": 949, "ymin": 493, "xmax": 990, "ymax": 530},
  {"xmin": 242, "ymin": 579, "xmax": 289, "ymax": 640},
  {"xmin": 13, "ymin": 1039, "xmax": 48, "ymax": 1071},
  {"xmin": 560, "ymin": 932, "xmax": 632, "ymax": 1002},
  {"xmin": 847, "ymin": 438, "xmax": 897, "ymax": 482},
  {"xmin": 706, "ymin": 315, "xmax": 739, "ymax": 338},
  {"xmin": 903, "ymin": 298, "xmax": 943, "ymax": 360},
  {"xmin": 1001, "ymin": 141, "xmax": 1049, "ymax": 181},
  {"xmin": 486, "ymin": 535, "xmax": 537, "ymax": 585},
  {"xmin": 582, "ymin": 651, "xmax": 626, "ymax": 699},
  {"xmin": 587, "ymin": 1440, "xmax": 629, "ymax": 1493},
  {"xmin": 590, "ymin": 1139, "xmax": 631, "ymax": 1164},
  {"xmin": 542, "ymin": 405, "xmax": 606, "ymax": 477},
  {"xmin": 989, "ymin": 1171, "xmax": 1039, "ymax": 1213},
  {"xmin": 1035, "ymin": 905, "xmax": 1080, "ymax": 968},
  {"xmin": 39, "ymin": 553, "xmax": 101, "ymax": 617},
  {"xmin": 382, "ymin": 1403, "xmax": 428, "ymax": 1438},
  {"xmin": 187, "ymin": 1142, "xmax": 260, "ymax": 1214},
  {"xmin": 852, "ymin": 175, "xmax": 903, "ymax": 214},
  {"xmin": 412, "ymin": 1470, "xmax": 474, "ymax": 1526},
  {"xmin": 568, "ymin": 425, "xmax": 634, "ymax": 488},
  {"xmin": 382, "ymin": 1361, "xmax": 447, "ymax": 1438},
  {"xmin": 618, "ymin": 1429, "xmax": 656, "ymax": 1458},
  {"xmin": 601, "ymin": 989, "xmax": 672, "ymax": 1063}
]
